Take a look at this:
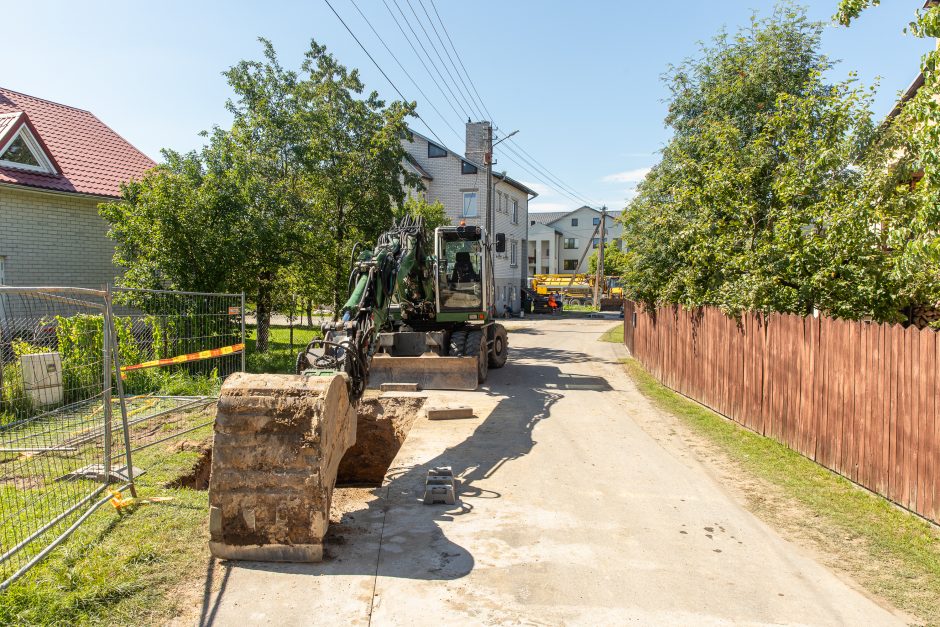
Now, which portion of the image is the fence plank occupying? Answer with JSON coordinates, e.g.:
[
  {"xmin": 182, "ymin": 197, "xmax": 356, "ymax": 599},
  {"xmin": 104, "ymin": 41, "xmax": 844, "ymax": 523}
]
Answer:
[{"xmin": 626, "ymin": 302, "xmax": 939, "ymax": 525}]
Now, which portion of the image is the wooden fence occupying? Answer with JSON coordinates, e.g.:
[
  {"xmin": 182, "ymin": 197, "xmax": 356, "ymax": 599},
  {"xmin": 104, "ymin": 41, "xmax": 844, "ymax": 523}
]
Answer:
[{"xmin": 623, "ymin": 301, "xmax": 940, "ymax": 524}]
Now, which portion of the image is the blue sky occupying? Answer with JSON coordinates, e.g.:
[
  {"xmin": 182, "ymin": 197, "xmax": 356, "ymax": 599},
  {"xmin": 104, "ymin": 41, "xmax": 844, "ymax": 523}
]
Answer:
[{"xmin": 4, "ymin": 1, "xmax": 931, "ymax": 213}]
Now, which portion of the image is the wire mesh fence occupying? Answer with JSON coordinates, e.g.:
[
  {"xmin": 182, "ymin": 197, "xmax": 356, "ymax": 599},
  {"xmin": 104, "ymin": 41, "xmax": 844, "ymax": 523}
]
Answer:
[{"xmin": 0, "ymin": 286, "xmax": 244, "ymax": 590}]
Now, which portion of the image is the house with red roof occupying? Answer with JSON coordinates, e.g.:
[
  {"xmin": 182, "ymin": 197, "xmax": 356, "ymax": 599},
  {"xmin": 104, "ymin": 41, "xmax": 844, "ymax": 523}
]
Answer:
[{"xmin": 0, "ymin": 87, "xmax": 155, "ymax": 288}]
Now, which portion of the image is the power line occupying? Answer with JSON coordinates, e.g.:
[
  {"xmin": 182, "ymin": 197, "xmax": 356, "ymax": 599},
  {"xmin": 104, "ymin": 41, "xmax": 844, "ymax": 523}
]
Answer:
[
  {"xmin": 347, "ymin": 0, "xmax": 463, "ymax": 145},
  {"xmin": 415, "ymin": 0, "xmax": 485, "ymax": 121},
  {"xmin": 386, "ymin": 0, "xmax": 472, "ymax": 122},
  {"xmin": 322, "ymin": 0, "xmax": 451, "ymax": 149},
  {"xmin": 494, "ymin": 145, "xmax": 596, "ymax": 209},
  {"xmin": 405, "ymin": 0, "xmax": 485, "ymax": 122},
  {"xmin": 428, "ymin": 0, "xmax": 497, "ymax": 124},
  {"xmin": 503, "ymin": 139, "xmax": 602, "ymax": 207}
]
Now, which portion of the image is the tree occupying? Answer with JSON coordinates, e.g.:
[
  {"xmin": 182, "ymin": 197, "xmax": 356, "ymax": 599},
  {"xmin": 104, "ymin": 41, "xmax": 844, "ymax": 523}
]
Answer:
[
  {"xmin": 836, "ymin": 1, "xmax": 940, "ymax": 321},
  {"xmin": 101, "ymin": 39, "xmax": 417, "ymax": 350},
  {"xmin": 621, "ymin": 5, "xmax": 897, "ymax": 320},
  {"xmin": 394, "ymin": 195, "xmax": 450, "ymax": 231},
  {"xmin": 588, "ymin": 243, "xmax": 629, "ymax": 277}
]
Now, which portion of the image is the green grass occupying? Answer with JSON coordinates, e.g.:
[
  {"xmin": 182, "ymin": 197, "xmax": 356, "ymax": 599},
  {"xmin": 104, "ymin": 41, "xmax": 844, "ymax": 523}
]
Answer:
[
  {"xmin": 0, "ymin": 411, "xmax": 214, "ymax": 626},
  {"xmin": 621, "ymin": 357, "xmax": 940, "ymax": 625},
  {"xmin": 246, "ymin": 325, "xmax": 321, "ymax": 374},
  {"xmin": 599, "ymin": 323, "xmax": 624, "ymax": 343}
]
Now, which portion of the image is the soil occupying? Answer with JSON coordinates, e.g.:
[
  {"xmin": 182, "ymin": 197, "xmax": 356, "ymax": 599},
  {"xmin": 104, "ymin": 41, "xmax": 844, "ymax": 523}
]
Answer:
[
  {"xmin": 336, "ymin": 393, "xmax": 425, "ymax": 485},
  {"xmin": 166, "ymin": 446, "xmax": 212, "ymax": 490}
]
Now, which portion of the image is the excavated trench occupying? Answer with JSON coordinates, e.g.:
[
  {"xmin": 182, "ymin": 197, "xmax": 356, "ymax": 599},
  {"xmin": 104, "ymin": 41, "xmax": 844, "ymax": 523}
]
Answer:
[
  {"xmin": 336, "ymin": 393, "xmax": 426, "ymax": 485},
  {"xmin": 167, "ymin": 392, "xmax": 425, "ymax": 490}
]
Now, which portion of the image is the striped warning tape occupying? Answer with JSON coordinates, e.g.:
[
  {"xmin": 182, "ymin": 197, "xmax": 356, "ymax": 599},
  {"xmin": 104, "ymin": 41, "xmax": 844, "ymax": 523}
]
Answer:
[{"xmin": 121, "ymin": 343, "xmax": 245, "ymax": 375}]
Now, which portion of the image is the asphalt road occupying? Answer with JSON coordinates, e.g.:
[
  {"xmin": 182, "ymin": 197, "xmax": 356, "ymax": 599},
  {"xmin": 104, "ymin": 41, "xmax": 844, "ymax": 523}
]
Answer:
[{"xmin": 198, "ymin": 317, "xmax": 902, "ymax": 626}]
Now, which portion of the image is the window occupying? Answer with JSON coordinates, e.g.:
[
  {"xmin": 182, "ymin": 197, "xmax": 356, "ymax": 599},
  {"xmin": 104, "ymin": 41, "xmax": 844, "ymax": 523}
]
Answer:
[
  {"xmin": 511, "ymin": 198, "xmax": 519, "ymax": 224},
  {"xmin": 613, "ymin": 238, "xmax": 623, "ymax": 249},
  {"xmin": 571, "ymin": 218, "xmax": 579, "ymax": 227},
  {"xmin": 510, "ymin": 240, "xmax": 518, "ymax": 267},
  {"xmin": 461, "ymin": 160, "xmax": 478, "ymax": 174},
  {"xmin": 462, "ymin": 192, "xmax": 478, "ymax": 217},
  {"xmin": 0, "ymin": 125, "xmax": 56, "ymax": 174},
  {"xmin": 592, "ymin": 238, "xmax": 600, "ymax": 249},
  {"xmin": 428, "ymin": 142, "xmax": 447, "ymax": 158},
  {"xmin": 592, "ymin": 217, "xmax": 601, "ymax": 225},
  {"xmin": 563, "ymin": 259, "xmax": 578, "ymax": 271},
  {"xmin": 563, "ymin": 238, "xmax": 578, "ymax": 250}
]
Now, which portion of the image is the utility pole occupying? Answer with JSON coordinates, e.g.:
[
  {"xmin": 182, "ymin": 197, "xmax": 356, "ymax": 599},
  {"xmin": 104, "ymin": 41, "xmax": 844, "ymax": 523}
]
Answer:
[
  {"xmin": 594, "ymin": 206, "xmax": 607, "ymax": 306},
  {"xmin": 485, "ymin": 123, "xmax": 493, "ymax": 237}
]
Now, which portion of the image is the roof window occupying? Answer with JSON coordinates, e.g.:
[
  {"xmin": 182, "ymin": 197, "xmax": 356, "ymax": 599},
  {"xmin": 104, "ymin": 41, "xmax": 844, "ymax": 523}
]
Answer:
[{"xmin": 0, "ymin": 125, "xmax": 56, "ymax": 174}]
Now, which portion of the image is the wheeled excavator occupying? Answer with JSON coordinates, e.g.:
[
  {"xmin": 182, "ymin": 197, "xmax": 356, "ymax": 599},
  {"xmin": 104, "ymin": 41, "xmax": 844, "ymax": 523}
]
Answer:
[{"xmin": 207, "ymin": 215, "xmax": 509, "ymax": 562}]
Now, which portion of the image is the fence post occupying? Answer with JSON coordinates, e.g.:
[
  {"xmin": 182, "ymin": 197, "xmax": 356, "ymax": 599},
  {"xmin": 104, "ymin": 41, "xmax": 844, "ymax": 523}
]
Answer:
[
  {"xmin": 102, "ymin": 289, "xmax": 113, "ymax": 486},
  {"xmin": 107, "ymin": 285, "xmax": 138, "ymax": 498},
  {"xmin": 241, "ymin": 292, "xmax": 247, "ymax": 372}
]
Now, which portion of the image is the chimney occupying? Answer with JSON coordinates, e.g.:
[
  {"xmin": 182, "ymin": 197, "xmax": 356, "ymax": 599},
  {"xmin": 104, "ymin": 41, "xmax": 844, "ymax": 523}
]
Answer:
[{"xmin": 465, "ymin": 120, "xmax": 491, "ymax": 164}]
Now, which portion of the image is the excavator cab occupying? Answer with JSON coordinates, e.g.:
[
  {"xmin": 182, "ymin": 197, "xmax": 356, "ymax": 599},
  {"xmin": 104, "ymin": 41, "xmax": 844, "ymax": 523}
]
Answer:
[{"xmin": 436, "ymin": 225, "xmax": 487, "ymax": 313}]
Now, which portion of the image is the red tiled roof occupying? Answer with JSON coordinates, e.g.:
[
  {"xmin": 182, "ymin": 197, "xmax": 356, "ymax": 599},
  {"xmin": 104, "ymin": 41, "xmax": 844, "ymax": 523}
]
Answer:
[{"xmin": 0, "ymin": 87, "xmax": 155, "ymax": 198}]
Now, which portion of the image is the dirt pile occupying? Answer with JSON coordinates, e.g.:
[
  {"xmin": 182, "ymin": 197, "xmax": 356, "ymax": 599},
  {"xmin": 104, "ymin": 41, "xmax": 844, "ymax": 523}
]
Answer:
[{"xmin": 337, "ymin": 393, "xmax": 425, "ymax": 485}]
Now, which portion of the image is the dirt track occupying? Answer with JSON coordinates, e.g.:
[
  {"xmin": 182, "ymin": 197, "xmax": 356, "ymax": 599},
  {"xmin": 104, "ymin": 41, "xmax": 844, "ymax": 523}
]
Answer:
[{"xmin": 194, "ymin": 317, "xmax": 904, "ymax": 626}]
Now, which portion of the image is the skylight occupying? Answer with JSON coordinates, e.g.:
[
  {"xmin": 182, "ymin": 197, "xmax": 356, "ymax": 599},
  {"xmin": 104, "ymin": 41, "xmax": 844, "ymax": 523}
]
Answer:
[{"xmin": 0, "ymin": 125, "xmax": 56, "ymax": 174}]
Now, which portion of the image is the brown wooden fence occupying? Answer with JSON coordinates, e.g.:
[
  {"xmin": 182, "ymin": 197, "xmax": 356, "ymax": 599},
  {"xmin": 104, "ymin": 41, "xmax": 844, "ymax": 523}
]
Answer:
[{"xmin": 623, "ymin": 301, "xmax": 940, "ymax": 524}]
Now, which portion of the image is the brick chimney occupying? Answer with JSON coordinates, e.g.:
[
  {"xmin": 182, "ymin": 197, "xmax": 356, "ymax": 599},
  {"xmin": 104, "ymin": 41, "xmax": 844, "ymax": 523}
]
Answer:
[{"xmin": 465, "ymin": 120, "xmax": 491, "ymax": 164}]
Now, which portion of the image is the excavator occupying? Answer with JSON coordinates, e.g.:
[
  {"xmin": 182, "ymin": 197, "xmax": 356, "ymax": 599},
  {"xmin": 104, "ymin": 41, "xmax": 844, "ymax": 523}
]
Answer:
[
  {"xmin": 295, "ymin": 213, "xmax": 509, "ymax": 397},
  {"xmin": 208, "ymin": 215, "xmax": 509, "ymax": 562}
]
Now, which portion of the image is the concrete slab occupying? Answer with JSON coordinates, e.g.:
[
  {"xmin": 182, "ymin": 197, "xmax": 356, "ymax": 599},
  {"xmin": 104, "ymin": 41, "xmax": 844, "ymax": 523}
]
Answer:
[
  {"xmin": 203, "ymin": 318, "xmax": 905, "ymax": 626},
  {"xmin": 425, "ymin": 406, "xmax": 474, "ymax": 420},
  {"xmin": 380, "ymin": 382, "xmax": 420, "ymax": 393}
]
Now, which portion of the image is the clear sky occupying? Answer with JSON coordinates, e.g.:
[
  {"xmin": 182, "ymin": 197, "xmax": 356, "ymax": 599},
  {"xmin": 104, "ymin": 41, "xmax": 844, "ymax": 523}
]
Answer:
[{"xmin": 3, "ymin": 1, "xmax": 930, "ymax": 213}]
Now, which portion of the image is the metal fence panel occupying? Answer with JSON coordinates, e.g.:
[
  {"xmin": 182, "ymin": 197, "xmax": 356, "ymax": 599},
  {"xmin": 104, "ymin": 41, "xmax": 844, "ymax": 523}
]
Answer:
[{"xmin": 0, "ymin": 286, "xmax": 244, "ymax": 591}]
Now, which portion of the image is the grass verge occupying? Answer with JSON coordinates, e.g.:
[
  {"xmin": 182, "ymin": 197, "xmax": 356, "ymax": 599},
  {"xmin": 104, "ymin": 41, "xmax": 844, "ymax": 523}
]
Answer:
[
  {"xmin": 246, "ymin": 325, "xmax": 321, "ymax": 374},
  {"xmin": 0, "ymin": 412, "xmax": 213, "ymax": 626},
  {"xmin": 599, "ymin": 323, "xmax": 624, "ymax": 343},
  {"xmin": 621, "ymin": 357, "xmax": 940, "ymax": 625}
]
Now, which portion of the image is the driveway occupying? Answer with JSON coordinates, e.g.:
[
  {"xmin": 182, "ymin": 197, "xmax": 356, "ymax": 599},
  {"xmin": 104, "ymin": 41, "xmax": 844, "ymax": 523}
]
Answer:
[{"xmin": 198, "ymin": 318, "xmax": 902, "ymax": 626}]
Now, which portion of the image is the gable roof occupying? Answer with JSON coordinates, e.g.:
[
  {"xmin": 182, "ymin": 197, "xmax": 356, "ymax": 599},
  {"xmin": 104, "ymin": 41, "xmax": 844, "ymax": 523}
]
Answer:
[
  {"xmin": 0, "ymin": 87, "xmax": 155, "ymax": 198},
  {"xmin": 406, "ymin": 127, "xmax": 538, "ymax": 198},
  {"xmin": 532, "ymin": 205, "xmax": 623, "ymax": 226}
]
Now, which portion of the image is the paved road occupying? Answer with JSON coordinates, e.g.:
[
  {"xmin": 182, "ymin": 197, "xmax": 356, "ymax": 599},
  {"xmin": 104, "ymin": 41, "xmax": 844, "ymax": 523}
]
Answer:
[{"xmin": 199, "ymin": 318, "xmax": 902, "ymax": 626}]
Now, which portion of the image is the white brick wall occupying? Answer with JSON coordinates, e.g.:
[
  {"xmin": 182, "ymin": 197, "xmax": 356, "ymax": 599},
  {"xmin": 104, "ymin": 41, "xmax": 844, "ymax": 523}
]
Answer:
[
  {"xmin": 403, "ymin": 132, "xmax": 530, "ymax": 314},
  {"xmin": 0, "ymin": 186, "xmax": 120, "ymax": 289}
]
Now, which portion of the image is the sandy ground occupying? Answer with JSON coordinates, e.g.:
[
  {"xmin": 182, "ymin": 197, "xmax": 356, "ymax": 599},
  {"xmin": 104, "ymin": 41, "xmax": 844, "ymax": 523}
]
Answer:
[{"xmin": 190, "ymin": 317, "xmax": 905, "ymax": 626}]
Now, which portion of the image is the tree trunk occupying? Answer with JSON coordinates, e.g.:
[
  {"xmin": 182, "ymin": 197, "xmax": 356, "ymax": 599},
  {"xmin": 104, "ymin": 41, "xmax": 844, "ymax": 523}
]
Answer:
[
  {"xmin": 306, "ymin": 299, "xmax": 313, "ymax": 327},
  {"xmin": 332, "ymin": 200, "xmax": 347, "ymax": 313},
  {"xmin": 256, "ymin": 272, "xmax": 274, "ymax": 353}
]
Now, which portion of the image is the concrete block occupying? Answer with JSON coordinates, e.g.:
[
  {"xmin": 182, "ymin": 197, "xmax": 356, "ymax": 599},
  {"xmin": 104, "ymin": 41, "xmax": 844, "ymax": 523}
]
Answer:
[
  {"xmin": 380, "ymin": 382, "xmax": 420, "ymax": 392},
  {"xmin": 426, "ymin": 405, "xmax": 474, "ymax": 420}
]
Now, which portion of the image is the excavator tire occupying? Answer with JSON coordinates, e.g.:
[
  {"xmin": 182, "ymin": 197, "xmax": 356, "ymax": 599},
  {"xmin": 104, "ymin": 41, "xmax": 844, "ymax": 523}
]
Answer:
[
  {"xmin": 465, "ymin": 330, "xmax": 488, "ymax": 383},
  {"xmin": 488, "ymin": 324, "xmax": 509, "ymax": 369},
  {"xmin": 449, "ymin": 330, "xmax": 468, "ymax": 356}
]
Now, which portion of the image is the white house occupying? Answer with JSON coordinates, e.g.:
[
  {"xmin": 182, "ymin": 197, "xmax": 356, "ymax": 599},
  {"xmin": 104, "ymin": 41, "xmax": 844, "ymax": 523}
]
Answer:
[
  {"xmin": 528, "ymin": 205, "xmax": 623, "ymax": 276},
  {"xmin": 402, "ymin": 122, "xmax": 537, "ymax": 314}
]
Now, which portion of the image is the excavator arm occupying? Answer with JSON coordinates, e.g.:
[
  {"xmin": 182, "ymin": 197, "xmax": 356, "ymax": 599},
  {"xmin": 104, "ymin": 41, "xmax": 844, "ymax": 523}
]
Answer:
[{"xmin": 295, "ymin": 214, "xmax": 435, "ymax": 400}]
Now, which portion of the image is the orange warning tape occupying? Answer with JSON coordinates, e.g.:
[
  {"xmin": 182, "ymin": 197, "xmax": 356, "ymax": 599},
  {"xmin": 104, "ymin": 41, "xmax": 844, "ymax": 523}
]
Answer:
[{"xmin": 121, "ymin": 343, "xmax": 244, "ymax": 376}]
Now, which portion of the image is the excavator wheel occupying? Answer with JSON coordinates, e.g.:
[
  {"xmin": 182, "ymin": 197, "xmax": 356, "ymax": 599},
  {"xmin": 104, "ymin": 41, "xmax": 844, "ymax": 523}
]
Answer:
[
  {"xmin": 449, "ymin": 330, "xmax": 468, "ymax": 356},
  {"xmin": 465, "ymin": 329, "xmax": 488, "ymax": 383},
  {"xmin": 488, "ymin": 324, "xmax": 508, "ymax": 369}
]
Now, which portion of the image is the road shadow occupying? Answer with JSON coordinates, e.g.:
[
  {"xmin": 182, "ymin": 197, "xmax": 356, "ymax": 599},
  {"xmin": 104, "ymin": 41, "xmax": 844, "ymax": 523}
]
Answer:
[{"xmin": 198, "ymin": 344, "xmax": 613, "ymax": 624}]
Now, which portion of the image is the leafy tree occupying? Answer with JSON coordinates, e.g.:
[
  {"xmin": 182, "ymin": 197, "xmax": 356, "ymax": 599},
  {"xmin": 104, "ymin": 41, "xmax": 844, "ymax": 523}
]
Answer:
[
  {"xmin": 835, "ymin": 0, "xmax": 940, "ymax": 321},
  {"xmin": 394, "ymin": 195, "xmax": 450, "ymax": 231},
  {"xmin": 101, "ymin": 39, "xmax": 417, "ymax": 350},
  {"xmin": 621, "ymin": 5, "xmax": 900, "ymax": 320},
  {"xmin": 588, "ymin": 243, "xmax": 630, "ymax": 277}
]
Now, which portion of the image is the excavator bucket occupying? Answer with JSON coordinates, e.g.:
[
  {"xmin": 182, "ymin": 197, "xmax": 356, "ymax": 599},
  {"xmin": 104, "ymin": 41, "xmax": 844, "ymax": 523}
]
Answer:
[
  {"xmin": 367, "ymin": 354, "xmax": 478, "ymax": 391},
  {"xmin": 208, "ymin": 371, "xmax": 356, "ymax": 562}
]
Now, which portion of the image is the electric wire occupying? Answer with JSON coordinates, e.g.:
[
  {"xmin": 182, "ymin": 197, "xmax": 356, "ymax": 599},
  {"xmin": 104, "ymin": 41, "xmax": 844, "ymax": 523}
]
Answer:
[
  {"xmin": 405, "ymin": 0, "xmax": 485, "ymax": 121},
  {"xmin": 428, "ymin": 0, "xmax": 497, "ymax": 124},
  {"xmin": 502, "ymin": 139, "xmax": 603, "ymax": 207},
  {"xmin": 386, "ymin": 0, "xmax": 473, "ymax": 121},
  {"xmin": 347, "ymin": 0, "xmax": 464, "ymax": 145},
  {"xmin": 322, "ymin": 0, "xmax": 452, "ymax": 149}
]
